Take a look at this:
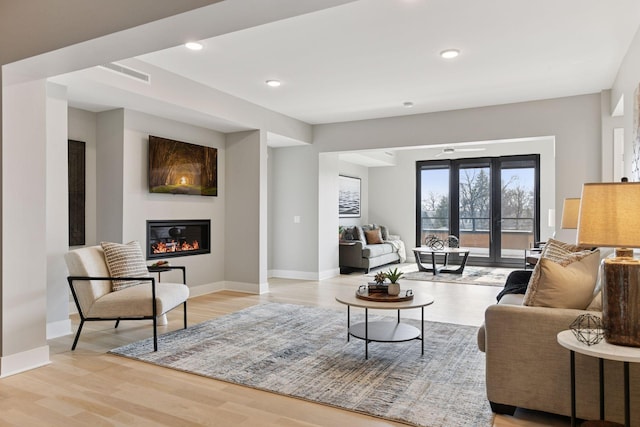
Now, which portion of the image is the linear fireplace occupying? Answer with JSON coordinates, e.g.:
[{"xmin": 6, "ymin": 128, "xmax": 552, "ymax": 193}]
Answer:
[{"xmin": 146, "ymin": 219, "xmax": 211, "ymax": 260}]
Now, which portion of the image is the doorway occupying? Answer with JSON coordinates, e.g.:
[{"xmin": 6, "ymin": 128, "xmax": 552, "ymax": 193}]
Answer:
[{"xmin": 416, "ymin": 154, "xmax": 540, "ymax": 267}]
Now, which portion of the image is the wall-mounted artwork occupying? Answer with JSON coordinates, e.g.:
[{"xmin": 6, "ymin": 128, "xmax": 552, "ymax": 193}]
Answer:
[
  {"xmin": 633, "ymin": 84, "xmax": 640, "ymax": 182},
  {"xmin": 339, "ymin": 175, "xmax": 361, "ymax": 218},
  {"xmin": 148, "ymin": 135, "xmax": 217, "ymax": 196},
  {"xmin": 68, "ymin": 139, "xmax": 85, "ymax": 245}
]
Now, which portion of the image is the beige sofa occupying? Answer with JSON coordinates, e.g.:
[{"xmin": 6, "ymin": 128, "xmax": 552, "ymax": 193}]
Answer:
[{"xmin": 477, "ymin": 291, "xmax": 640, "ymax": 424}]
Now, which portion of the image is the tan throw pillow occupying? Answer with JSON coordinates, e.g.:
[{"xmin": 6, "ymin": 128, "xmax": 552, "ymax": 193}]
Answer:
[
  {"xmin": 101, "ymin": 241, "xmax": 150, "ymax": 291},
  {"xmin": 523, "ymin": 250, "xmax": 600, "ymax": 309},
  {"xmin": 365, "ymin": 229, "xmax": 383, "ymax": 245}
]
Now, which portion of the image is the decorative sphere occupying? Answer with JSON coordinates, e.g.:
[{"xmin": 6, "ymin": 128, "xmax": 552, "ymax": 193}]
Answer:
[{"xmin": 570, "ymin": 314, "xmax": 604, "ymax": 346}]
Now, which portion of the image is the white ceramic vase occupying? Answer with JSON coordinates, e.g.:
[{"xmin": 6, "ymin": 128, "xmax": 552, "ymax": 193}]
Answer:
[{"xmin": 388, "ymin": 282, "xmax": 400, "ymax": 296}]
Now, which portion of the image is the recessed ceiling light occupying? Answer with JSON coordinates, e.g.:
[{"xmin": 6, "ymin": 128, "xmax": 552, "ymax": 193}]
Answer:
[
  {"xmin": 266, "ymin": 80, "xmax": 281, "ymax": 87},
  {"xmin": 185, "ymin": 42, "xmax": 203, "ymax": 51},
  {"xmin": 403, "ymin": 101, "xmax": 414, "ymax": 108},
  {"xmin": 440, "ymin": 49, "xmax": 460, "ymax": 59}
]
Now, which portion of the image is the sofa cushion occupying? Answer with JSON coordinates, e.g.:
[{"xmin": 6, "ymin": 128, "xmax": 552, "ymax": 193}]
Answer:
[
  {"xmin": 362, "ymin": 242, "xmax": 395, "ymax": 258},
  {"xmin": 523, "ymin": 249, "xmax": 600, "ymax": 309},
  {"xmin": 365, "ymin": 228, "xmax": 383, "ymax": 244},
  {"xmin": 88, "ymin": 282, "xmax": 189, "ymax": 318},
  {"xmin": 101, "ymin": 241, "xmax": 150, "ymax": 291}
]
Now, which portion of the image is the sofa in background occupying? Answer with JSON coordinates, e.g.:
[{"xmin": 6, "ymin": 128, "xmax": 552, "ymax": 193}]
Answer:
[
  {"xmin": 339, "ymin": 224, "xmax": 405, "ymax": 273},
  {"xmin": 477, "ymin": 241, "xmax": 639, "ymax": 424}
]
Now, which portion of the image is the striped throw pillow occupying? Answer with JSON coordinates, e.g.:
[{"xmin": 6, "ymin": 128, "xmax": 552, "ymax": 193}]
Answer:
[{"xmin": 101, "ymin": 241, "xmax": 150, "ymax": 291}]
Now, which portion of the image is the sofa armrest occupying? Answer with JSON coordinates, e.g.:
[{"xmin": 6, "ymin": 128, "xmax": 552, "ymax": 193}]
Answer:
[
  {"xmin": 339, "ymin": 241, "xmax": 365, "ymax": 268},
  {"xmin": 482, "ymin": 303, "xmax": 602, "ymax": 417}
]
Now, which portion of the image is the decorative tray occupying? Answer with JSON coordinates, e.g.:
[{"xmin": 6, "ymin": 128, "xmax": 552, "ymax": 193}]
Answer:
[{"xmin": 355, "ymin": 286, "xmax": 414, "ymax": 302}]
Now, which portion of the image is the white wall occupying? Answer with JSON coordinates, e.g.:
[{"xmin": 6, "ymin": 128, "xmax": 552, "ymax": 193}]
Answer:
[
  {"xmin": 318, "ymin": 153, "xmax": 340, "ymax": 279},
  {"xmin": 270, "ymin": 145, "xmax": 320, "ymax": 279},
  {"xmin": 225, "ymin": 130, "xmax": 268, "ymax": 293},
  {"xmin": 121, "ymin": 110, "xmax": 226, "ymax": 289},
  {"xmin": 45, "ymin": 83, "xmax": 71, "ymax": 340},
  {"xmin": 96, "ymin": 109, "xmax": 125, "ymax": 242},
  {"xmin": 1, "ymin": 79, "xmax": 50, "ymax": 375},
  {"xmin": 611, "ymin": 26, "xmax": 640, "ymax": 179},
  {"xmin": 314, "ymin": 94, "xmax": 602, "ymax": 219},
  {"xmin": 338, "ymin": 161, "xmax": 368, "ymax": 227}
]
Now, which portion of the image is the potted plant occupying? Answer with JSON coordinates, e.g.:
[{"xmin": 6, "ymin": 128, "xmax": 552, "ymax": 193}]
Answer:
[{"xmin": 385, "ymin": 267, "xmax": 403, "ymax": 296}]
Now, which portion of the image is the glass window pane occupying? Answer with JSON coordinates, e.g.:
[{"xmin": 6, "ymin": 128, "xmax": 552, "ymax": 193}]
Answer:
[
  {"xmin": 420, "ymin": 168, "xmax": 449, "ymax": 244},
  {"xmin": 501, "ymin": 167, "xmax": 535, "ymax": 259},
  {"xmin": 459, "ymin": 166, "xmax": 490, "ymax": 257}
]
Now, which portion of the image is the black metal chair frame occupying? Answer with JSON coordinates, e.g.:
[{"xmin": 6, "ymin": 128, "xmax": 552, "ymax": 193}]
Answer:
[{"xmin": 67, "ymin": 266, "xmax": 187, "ymax": 352}]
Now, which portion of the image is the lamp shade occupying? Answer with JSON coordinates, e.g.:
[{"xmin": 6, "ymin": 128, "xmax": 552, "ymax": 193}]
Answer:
[
  {"xmin": 576, "ymin": 182, "xmax": 640, "ymax": 248},
  {"xmin": 560, "ymin": 198, "xmax": 580, "ymax": 229}
]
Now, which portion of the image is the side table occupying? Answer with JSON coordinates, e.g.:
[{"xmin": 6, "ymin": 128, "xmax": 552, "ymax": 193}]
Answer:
[
  {"xmin": 147, "ymin": 265, "xmax": 186, "ymax": 284},
  {"xmin": 557, "ymin": 330, "xmax": 640, "ymax": 427}
]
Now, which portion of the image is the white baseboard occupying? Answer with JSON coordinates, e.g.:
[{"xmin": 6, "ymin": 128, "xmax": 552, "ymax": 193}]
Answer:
[
  {"xmin": 0, "ymin": 346, "xmax": 50, "ymax": 378},
  {"xmin": 47, "ymin": 319, "xmax": 72, "ymax": 339},
  {"xmin": 223, "ymin": 281, "xmax": 269, "ymax": 294},
  {"xmin": 318, "ymin": 268, "xmax": 340, "ymax": 280},
  {"xmin": 188, "ymin": 281, "xmax": 227, "ymax": 297},
  {"xmin": 269, "ymin": 268, "xmax": 341, "ymax": 281},
  {"xmin": 189, "ymin": 280, "xmax": 268, "ymax": 295}
]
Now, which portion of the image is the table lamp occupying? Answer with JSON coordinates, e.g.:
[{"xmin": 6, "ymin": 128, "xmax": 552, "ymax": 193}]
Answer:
[
  {"xmin": 560, "ymin": 198, "xmax": 580, "ymax": 229},
  {"xmin": 576, "ymin": 182, "xmax": 640, "ymax": 347}
]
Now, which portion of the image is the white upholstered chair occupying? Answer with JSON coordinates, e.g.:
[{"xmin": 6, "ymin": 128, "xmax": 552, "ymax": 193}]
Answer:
[{"xmin": 65, "ymin": 245, "xmax": 189, "ymax": 351}]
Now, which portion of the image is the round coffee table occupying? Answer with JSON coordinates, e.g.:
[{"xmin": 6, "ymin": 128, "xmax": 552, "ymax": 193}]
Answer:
[{"xmin": 335, "ymin": 290, "xmax": 434, "ymax": 359}]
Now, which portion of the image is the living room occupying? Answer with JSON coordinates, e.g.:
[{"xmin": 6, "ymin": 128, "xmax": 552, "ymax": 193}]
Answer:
[{"xmin": 2, "ymin": 1, "xmax": 640, "ymax": 425}]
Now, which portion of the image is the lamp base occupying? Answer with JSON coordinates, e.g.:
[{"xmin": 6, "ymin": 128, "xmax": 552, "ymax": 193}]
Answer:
[{"xmin": 603, "ymin": 258, "xmax": 640, "ymax": 347}]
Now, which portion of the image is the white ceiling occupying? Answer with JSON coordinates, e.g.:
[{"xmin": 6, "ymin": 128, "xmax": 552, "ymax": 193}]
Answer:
[
  {"xmin": 136, "ymin": 0, "xmax": 640, "ymax": 124},
  {"xmin": 55, "ymin": 0, "xmax": 640, "ymax": 131}
]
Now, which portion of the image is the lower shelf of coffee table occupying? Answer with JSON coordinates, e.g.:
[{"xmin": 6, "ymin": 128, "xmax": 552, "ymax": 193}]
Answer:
[{"xmin": 348, "ymin": 321, "xmax": 421, "ymax": 343}]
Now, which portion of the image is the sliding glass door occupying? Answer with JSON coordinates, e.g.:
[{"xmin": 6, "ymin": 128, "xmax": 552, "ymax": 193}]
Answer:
[{"xmin": 416, "ymin": 155, "xmax": 540, "ymax": 267}]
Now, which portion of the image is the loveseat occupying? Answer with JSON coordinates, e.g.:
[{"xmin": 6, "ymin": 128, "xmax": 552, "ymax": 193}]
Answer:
[
  {"xmin": 339, "ymin": 224, "xmax": 405, "ymax": 273},
  {"xmin": 477, "ymin": 242, "xmax": 639, "ymax": 424}
]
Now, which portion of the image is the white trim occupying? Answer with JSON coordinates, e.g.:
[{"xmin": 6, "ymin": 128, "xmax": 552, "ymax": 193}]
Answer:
[
  {"xmin": 318, "ymin": 268, "xmax": 340, "ymax": 280},
  {"xmin": 189, "ymin": 280, "xmax": 268, "ymax": 295},
  {"xmin": 0, "ymin": 346, "xmax": 50, "ymax": 378},
  {"xmin": 269, "ymin": 269, "xmax": 317, "ymax": 280},
  {"xmin": 269, "ymin": 268, "xmax": 341, "ymax": 281},
  {"xmin": 223, "ymin": 281, "xmax": 269, "ymax": 294},
  {"xmin": 46, "ymin": 319, "xmax": 72, "ymax": 339},
  {"xmin": 187, "ymin": 281, "xmax": 227, "ymax": 297}
]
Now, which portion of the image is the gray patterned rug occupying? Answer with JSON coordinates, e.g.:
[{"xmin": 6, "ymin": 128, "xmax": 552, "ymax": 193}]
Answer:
[
  {"xmin": 402, "ymin": 266, "xmax": 514, "ymax": 287},
  {"xmin": 110, "ymin": 303, "xmax": 493, "ymax": 427}
]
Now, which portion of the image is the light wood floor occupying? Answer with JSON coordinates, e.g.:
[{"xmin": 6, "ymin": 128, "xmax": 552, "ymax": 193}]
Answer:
[{"xmin": 0, "ymin": 268, "xmax": 571, "ymax": 426}]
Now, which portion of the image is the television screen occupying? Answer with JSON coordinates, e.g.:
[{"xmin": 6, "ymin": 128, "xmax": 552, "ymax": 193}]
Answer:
[{"xmin": 148, "ymin": 135, "xmax": 217, "ymax": 196}]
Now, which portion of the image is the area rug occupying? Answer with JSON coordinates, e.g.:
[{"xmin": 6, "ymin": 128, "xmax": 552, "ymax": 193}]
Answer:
[
  {"xmin": 110, "ymin": 303, "xmax": 493, "ymax": 427},
  {"xmin": 402, "ymin": 266, "xmax": 514, "ymax": 287}
]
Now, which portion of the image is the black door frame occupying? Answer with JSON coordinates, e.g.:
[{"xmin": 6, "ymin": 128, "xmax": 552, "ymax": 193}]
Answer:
[{"xmin": 416, "ymin": 154, "xmax": 540, "ymax": 267}]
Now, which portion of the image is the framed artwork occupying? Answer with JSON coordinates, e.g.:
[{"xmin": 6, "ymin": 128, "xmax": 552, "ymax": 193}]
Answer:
[
  {"xmin": 68, "ymin": 139, "xmax": 85, "ymax": 246},
  {"xmin": 148, "ymin": 135, "xmax": 218, "ymax": 196},
  {"xmin": 339, "ymin": 175, "xmax": 361, "ymax": 218},
  {"xmin": 633, "ymin": 84, "xmax": 640, "ymax": 181}
]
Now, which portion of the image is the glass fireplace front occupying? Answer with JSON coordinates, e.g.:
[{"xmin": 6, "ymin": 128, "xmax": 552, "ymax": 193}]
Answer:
[{"xmin": 146, "ymin": 219, "xmax": 211, "ymax": 259}]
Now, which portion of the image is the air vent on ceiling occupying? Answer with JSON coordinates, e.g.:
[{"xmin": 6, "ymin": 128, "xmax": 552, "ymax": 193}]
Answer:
[{"xmin": 99, "ymin": 62, "xmax": 151, "ymax": 84}]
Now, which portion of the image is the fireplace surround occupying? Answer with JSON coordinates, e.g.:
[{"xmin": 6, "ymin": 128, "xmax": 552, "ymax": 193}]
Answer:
[{"xmin": 146, "ymin": 219, "xmax": 211, "ymax": 260}]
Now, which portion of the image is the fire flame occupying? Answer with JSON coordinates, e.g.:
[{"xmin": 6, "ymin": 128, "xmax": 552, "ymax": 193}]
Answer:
[{"xmin": 152, "ymin": 240, "xmax": 200, "ymax": 254}]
